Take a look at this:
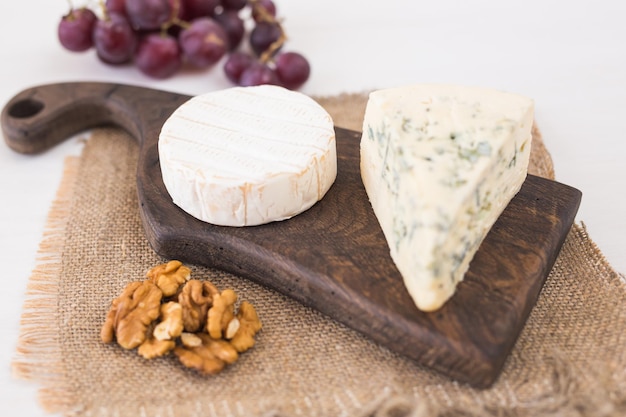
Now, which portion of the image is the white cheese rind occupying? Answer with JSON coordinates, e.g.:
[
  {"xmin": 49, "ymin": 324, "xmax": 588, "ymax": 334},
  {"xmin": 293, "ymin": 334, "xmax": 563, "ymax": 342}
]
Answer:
[
  {"xmin": 159, "ymin": 85, "xmax": 337, "ymax": 226},
  {"xmin": 360, "ymin": 84, "xmax": 534, "ymax": 311}
]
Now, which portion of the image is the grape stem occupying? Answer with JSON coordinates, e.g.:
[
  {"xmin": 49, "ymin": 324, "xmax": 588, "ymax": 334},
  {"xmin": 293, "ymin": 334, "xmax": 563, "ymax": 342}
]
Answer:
[
  {"xmin": 161, "ymin": 0, "xmax": 191, "ymax": 34},
  {"xmin": 249, "ymin": 0, "xmax": 288, "ymax": 64},
  {"xmin": 97, "ymin": 0, "xmax": 109, "ymax": 21}
]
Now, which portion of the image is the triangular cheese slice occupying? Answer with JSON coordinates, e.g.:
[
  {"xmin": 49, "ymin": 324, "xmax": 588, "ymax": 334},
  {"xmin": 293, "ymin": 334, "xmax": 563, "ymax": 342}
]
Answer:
[{"xmin": 360, "ymin": 84, "xmax": 534, "ymax": 311}]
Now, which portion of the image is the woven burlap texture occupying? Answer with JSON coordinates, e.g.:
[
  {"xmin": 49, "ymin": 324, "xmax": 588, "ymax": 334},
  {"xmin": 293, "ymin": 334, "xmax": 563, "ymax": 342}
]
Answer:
[{"xmin": 13, "ymin": 93, "xmax": 626, "ymax": 417}]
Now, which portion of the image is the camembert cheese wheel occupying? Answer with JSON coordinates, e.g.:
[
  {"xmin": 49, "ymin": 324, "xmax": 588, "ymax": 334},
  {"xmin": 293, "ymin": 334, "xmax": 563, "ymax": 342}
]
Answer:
[
  {"xmin": 360, "ymin": 84, "xmax": 534, "ymax": 311},
  {"xmin": 159, "ymin": 85, "xmax": 337, "ymax": 226}
]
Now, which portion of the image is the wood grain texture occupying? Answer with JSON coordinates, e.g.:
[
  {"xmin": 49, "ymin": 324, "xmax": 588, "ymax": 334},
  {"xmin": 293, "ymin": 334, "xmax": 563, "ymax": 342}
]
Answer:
[{"xmin": 2, "ymin": 82, "xmax": 582, "ymax": 388}]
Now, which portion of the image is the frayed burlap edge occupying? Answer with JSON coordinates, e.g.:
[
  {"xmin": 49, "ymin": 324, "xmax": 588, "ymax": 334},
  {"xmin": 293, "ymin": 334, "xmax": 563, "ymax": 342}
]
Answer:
[{"xmin": 12, "ymin": 155, "xmax": 83, "ymax": 416}]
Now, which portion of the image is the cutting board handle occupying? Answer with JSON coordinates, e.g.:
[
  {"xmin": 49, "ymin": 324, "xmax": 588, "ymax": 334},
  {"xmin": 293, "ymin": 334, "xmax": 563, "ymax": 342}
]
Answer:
[{"xmin": 1, "ymin": 82, "xmax": 190, "ymax": 154}]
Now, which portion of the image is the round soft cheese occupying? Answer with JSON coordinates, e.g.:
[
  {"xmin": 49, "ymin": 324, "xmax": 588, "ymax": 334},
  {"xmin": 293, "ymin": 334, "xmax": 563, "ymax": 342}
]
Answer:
[{"xmin": 158, "ymin": 85, "xmax": 337, "ymax": 227}]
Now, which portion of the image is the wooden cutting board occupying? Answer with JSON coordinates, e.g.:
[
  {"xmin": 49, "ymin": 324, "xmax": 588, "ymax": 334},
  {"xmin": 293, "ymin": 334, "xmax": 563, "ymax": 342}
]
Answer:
[{"xmin": 2, "ymin": 82, "xmax": 581, "ymax": 388}]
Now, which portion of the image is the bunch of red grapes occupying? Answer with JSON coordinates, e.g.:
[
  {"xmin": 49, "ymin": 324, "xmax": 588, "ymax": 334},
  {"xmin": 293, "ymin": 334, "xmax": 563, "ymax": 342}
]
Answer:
[{"xmin": 57, "ymin": 0, "xmax": 310, "ymax": 89}]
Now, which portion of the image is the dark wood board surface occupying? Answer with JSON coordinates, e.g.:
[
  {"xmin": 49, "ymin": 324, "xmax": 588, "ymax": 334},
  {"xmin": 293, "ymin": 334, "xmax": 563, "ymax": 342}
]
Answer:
[{"xmin": 2, "ymin": 82, "xmax": 582, "ymax": 388}]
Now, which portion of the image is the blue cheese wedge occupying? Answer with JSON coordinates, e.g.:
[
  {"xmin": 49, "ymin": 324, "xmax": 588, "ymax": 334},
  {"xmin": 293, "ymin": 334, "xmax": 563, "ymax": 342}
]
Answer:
[
  {"xmin": 360, "ymin": 84, "xmax": 534, "ymax": 311},
  {"xmin": 159, "ymin": 85, "xmax": 336, "ymax": 226}
]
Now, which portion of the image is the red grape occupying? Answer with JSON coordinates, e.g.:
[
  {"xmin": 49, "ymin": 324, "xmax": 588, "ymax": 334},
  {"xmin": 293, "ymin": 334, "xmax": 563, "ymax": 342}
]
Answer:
[
  {"xmin": 221, "ymin": 0, "xmax": 247, "ymax": 11},
  {"xmin": 179, "ymin": 18, "xmax": 229, "ymax": 68},
  {"xmin": 223, "ymin": 51, "xmax": 254, "ymax": 83},
  {"xmin": 183, "ymin": 0, "xmax": 220, "ymax": 19},
  {"xmin": 249, "ymin": 21, "xmax": 281, "ymax": 56},
  {"xmin": 57, "ymin": 8, "xmax": 97, "ymax": 52},
  {"xmin": 252, "ymin": 0, "xmax": 276, "ymax": 22},
  {"xmin": 106, "ymin": 0, "xmax": 127, "ymax": 15},
  {"xmin": 213, "ymin": 10, "xmax": 245, "ymax": 51},
  {"xmin": 135, "ymin": 33, "xmax": 182, "ymax": 78},
  {"xmin": 93, "ymin": 13, "xmax": 137, "ymax": 64},
  {"xmin": 170, "ymin": 0, "xmax": 187, "ymax": 20},
  {"xmin": 239, "ymin": 61, "xmax": 278, "ymax": 86},
  {"xmin": 125, "ymin": 0, "xmax": 172, "ymax": 30},
  {"xmin": 275, "ymin": 52, "xmax": 310, "ymax": 90}
]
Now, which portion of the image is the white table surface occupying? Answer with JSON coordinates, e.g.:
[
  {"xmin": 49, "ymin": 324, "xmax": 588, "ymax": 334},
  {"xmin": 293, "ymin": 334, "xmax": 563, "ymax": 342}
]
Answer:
[{"xmin": 1, "ymin": 0, "xmax": 624, "ymax": 415}]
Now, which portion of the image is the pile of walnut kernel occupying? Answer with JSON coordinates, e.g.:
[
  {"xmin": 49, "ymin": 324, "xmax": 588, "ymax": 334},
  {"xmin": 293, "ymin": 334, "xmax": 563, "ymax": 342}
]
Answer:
[{"xmin": 100, "ymin": 260, "xmax": 262, "ymax": 375}]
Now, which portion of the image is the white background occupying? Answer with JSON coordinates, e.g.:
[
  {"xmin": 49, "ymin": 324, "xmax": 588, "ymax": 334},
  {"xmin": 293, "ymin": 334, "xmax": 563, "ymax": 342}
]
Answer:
[{"xmin": 1, "ymin": 0, "xmax": 624, "ymax": 415}]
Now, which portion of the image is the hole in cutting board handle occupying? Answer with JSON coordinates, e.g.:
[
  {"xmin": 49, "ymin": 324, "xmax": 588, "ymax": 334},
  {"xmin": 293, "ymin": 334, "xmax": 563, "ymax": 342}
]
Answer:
[{"xmin": 7, "ymin": 98, "xmax": 44, "ymax": 119}]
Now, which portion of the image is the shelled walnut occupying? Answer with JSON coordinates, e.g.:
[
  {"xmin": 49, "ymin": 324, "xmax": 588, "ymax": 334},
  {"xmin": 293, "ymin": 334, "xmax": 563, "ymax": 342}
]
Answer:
[
  {"xmin": 153, "ymin": 301, "xmax": 184, "ymax": 341},
  {"xmin": 230, "ymin": 301, "xmax": 262, "ymax": 353},
  {"xmin": 178, "ymin": 279, "xmax": 219, "ymax": 333},
  {"xmin": 174, "ymin": 333, "xmax": 239, "ymax": 375},
  {"xmin": 100, "ymin": 260, "xmax": 262, "ymax": 376},
  {"xmin": 146, "ymin": 260, "xmax": 191, "ymax": 297},
  {"xmin": 138, "ymin": 336, "xmax": 176, "ymax": 359},
  {"xmin": 207, "ymin": 289, "xmax": 237, "ymax": 339},
  {"xmin": 100, "ymin": 280, "xmax": 162, "ymax": 349}
]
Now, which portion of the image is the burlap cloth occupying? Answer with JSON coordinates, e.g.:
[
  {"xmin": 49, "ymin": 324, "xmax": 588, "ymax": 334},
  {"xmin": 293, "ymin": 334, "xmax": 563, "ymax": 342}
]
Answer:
[{"xmin": 13, "ymin": 93, "xmax": 626, "ymax": 417}]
